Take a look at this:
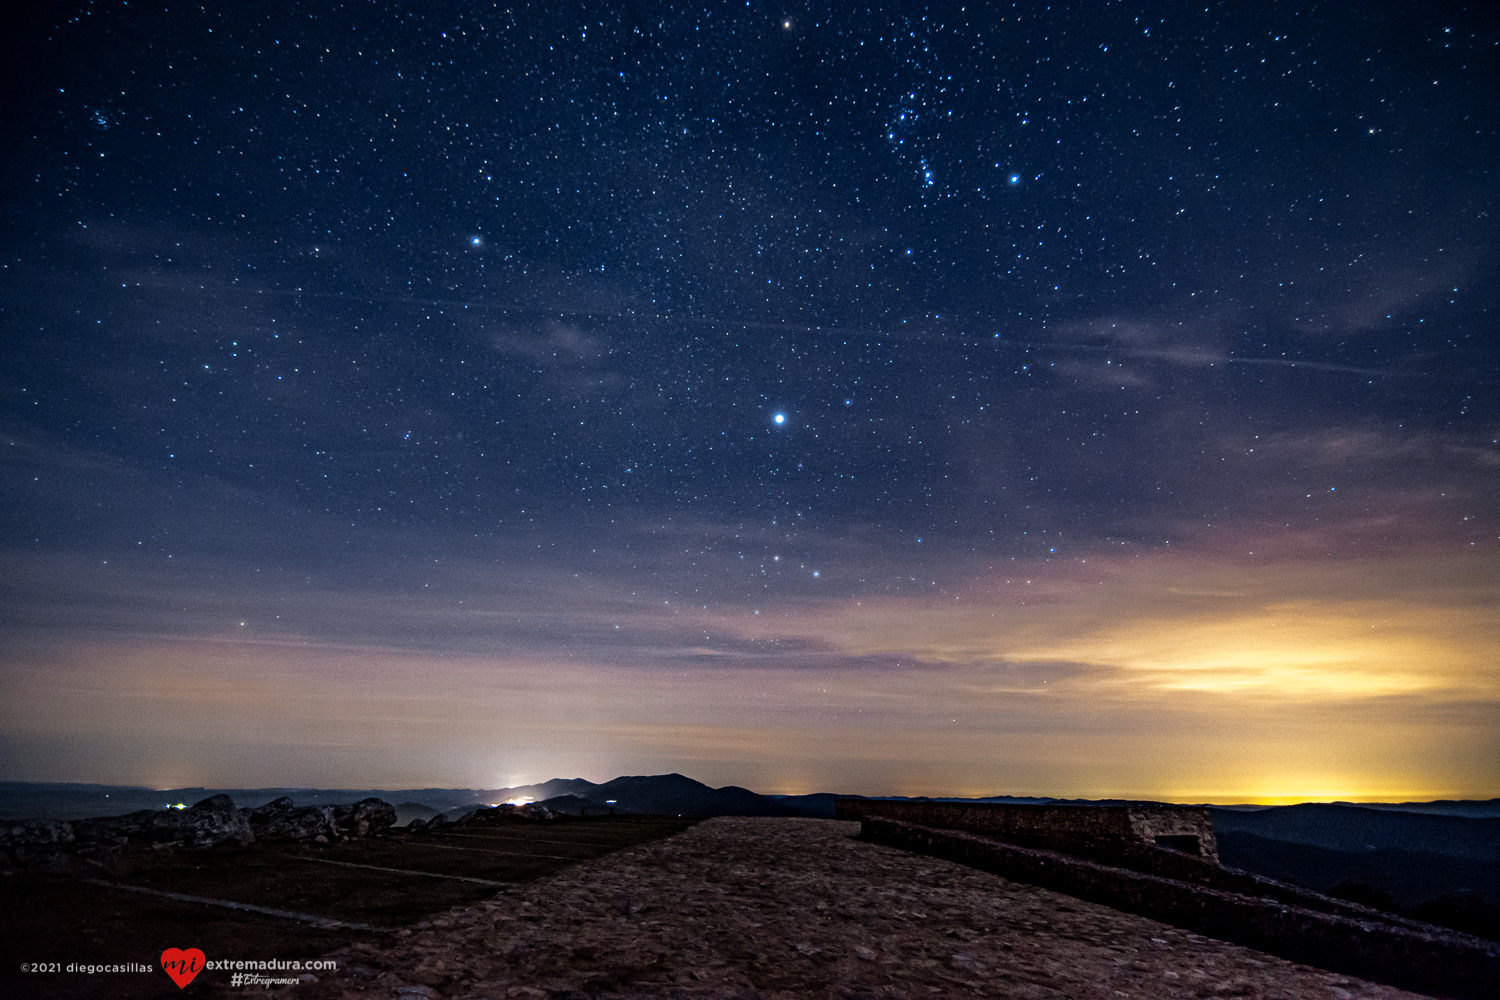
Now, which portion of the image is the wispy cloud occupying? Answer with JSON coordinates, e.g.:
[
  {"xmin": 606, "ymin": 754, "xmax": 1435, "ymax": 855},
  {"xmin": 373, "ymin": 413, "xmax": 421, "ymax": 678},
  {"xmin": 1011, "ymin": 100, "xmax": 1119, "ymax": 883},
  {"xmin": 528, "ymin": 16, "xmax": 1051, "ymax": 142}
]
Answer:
[{"xmin": 4, "ymin": 540, "xmax": 1494, "ymax": 799}]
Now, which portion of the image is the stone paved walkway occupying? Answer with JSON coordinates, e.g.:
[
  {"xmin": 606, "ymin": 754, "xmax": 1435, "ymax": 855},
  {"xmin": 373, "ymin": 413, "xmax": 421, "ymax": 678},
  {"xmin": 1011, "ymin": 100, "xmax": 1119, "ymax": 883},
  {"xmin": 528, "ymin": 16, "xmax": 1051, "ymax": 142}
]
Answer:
[{"xmin": 301, "ymin": 817, "xmax": 1430, "ymax": 999}]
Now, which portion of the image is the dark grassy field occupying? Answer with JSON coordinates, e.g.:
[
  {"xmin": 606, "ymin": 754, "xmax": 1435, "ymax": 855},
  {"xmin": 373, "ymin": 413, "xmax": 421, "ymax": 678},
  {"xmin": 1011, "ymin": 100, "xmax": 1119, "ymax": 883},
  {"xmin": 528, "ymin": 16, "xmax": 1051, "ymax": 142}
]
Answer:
[{"xmin": 1, "ymin": 815, "xmax": 695, "ymax": 999}]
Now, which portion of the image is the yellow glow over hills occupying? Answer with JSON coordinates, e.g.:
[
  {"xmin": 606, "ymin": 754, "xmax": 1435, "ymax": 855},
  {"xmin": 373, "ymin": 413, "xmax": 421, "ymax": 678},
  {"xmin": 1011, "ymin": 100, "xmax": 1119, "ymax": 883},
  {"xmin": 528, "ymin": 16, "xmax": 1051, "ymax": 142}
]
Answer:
[{"xmin": 2, "ymin": 552, "xmax": 1495, "ymax": 799}]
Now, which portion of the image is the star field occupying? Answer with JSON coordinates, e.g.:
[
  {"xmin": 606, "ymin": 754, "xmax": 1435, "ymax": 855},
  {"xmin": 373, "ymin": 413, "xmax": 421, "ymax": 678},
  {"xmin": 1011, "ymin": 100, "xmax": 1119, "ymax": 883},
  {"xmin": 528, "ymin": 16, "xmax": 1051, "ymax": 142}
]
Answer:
[{"xmin": 1, "ymin": 2, "xmax": 1497, "ymax": 796}]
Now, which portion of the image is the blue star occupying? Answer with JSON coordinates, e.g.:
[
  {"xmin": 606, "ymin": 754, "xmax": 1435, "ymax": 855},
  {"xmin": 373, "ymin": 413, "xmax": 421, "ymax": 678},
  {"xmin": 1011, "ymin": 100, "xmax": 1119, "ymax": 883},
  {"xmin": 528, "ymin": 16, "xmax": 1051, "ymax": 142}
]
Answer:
[{"xmin": 772, "ymin": 412, "xmax": 786, "ymax": 426}]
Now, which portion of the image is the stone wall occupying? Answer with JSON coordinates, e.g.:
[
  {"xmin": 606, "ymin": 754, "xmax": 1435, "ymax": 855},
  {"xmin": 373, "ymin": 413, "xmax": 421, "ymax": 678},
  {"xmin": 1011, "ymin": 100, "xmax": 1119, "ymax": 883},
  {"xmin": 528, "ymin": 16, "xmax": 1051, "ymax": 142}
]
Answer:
[
  {"xmin": 834, "ymin": 798, "xmax": 1218, "ymax": 862},
  {"xmin": 862, "ymin": 816, "xmax": 1500, "ymax": 1000}
]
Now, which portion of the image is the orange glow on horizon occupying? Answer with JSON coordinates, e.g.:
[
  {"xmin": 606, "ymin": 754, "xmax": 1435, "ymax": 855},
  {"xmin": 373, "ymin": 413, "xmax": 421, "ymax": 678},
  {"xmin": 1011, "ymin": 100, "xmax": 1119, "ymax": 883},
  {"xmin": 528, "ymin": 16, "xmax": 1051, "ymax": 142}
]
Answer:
[{"xmin": 1, "ymin": 551, "xmax": 1494, "ymax": 800}]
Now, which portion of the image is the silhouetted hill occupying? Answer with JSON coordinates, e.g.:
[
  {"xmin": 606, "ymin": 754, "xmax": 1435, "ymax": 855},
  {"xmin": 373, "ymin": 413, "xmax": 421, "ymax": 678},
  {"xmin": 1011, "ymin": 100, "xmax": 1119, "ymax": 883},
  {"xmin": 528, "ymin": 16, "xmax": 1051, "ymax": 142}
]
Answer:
[
  {"xmin": 0, "ymin": 781, "xmax": 160, "ymax": 820},
  {"xmin": 533, "ymin": 773, "xmax": 797, "ymax": 817},
  {"xmin": 0, "ymin": 776, "xmax": 803, "ymax": 822},
  {"xmin": 1216, "ymin": 830, "xmax": 1500, "ymax": 907},
  {"xmin": 1209, "ymin": 803, "xmax": 1500, "ymax": 863},
  {"xmin": 478, "ymin": 777, "xmax": 600, "ymax": 804},
  {"xmin": 393, "ymin": 802, "xmax": 444, "ymax": 826},
  {"xmin": 1339, "ymin": 799, "xmax": 1500, "ymax": 820},
  {"xmin": 767, "ymin": 793, "xmax": 840, "ymax": 818},
  {"xmin": 532, "ymin": 794, "xmax": 593, "ymax": 814},
  {"xmin": 0, "ymin": 783, "xmax": 503, "ymax": 821}
]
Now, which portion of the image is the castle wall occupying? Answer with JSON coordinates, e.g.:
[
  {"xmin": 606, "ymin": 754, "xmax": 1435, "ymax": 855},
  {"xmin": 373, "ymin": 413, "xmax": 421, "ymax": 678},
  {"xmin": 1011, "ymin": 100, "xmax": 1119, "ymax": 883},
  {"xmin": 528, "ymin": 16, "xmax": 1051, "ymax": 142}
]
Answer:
[{"xmin": 833, "ymin": 798, "xmax": 1219, "ymax": 862}]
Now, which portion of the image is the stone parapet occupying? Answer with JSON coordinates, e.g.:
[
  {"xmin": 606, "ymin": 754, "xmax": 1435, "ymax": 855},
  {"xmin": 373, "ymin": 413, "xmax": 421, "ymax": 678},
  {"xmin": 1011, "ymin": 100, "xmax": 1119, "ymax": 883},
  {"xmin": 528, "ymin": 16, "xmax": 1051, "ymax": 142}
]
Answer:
[
  {"xmin": 862, "ymin": 816, "xmax": 1500, "ymax": 1000},
  {"xmin": 835, "ymin": 797, "xmax": 1218, "ymax": 862}
]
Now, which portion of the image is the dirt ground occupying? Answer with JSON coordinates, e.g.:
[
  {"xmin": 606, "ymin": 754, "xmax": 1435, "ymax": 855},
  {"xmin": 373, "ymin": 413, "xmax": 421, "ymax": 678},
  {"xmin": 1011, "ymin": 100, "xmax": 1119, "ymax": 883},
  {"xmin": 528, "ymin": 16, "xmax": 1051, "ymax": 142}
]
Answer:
[
  {"xmin": 297, "ymin": 817, "xmax": 1433, "ymax": 999},
  {"xmin": 1, "ymin": 815, "xmax": 692, "ymax": 999}
]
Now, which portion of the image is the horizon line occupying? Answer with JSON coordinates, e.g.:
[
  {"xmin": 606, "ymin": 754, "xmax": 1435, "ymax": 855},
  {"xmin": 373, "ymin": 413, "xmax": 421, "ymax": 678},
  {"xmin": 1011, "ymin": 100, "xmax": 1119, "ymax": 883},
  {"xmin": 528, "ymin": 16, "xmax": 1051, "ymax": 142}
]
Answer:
[{"xmin": 2, "ymin": 777, "xmax": 1495, "ymax": 809}]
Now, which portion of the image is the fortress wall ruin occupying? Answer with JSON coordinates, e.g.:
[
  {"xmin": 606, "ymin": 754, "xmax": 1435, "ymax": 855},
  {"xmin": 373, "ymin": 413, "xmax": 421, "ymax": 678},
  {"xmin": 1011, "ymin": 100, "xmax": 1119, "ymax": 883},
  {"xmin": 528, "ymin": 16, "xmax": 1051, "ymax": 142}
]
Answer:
[
  {"xmin": 859, "ymin": 815, "xmax": 1500, "ymax": 1000},
  {"xmin": 833, "ymin": 798, "xmax": 1218, "ymax": 862}
]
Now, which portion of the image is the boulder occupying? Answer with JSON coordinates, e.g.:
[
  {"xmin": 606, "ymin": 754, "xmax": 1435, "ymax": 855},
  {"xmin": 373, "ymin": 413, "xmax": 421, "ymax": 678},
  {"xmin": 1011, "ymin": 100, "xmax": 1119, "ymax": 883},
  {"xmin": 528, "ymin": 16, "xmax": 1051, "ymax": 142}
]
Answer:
[
  {"xmin": 177, "ymin": 794, "xmax": 255, "ymax": 847},
  {"xmin": 245, "ymin": 796, "xmax": 396, "ymax": 841},
  {"xmin": 71, "ymin": 811, "xmax": 148, "ymax": 849},
  {"xmin": 461, "ymin": 806, "xmax": 504, "ymax": 824},
  {"xmin": 6, "ymin": 792, "xmax": 419, "ymax": 862},
  {"xmin": 2, "ymin": 818, "xmax": 75, "ymax": 847},
  {"xmin": 72, "ymin": 795, "xmax": 254, "ymax": 849},
  {"xmin": 248, "ymin": 797, "xmax": 338, "ymax": 842},
  {"xmin": 459, "ymin": 803, "xmax": 557, "ymax": 825},
  {"xmin": 192, "ymin": 793, "xmax": 238, "ymax": 813},
  {"xmin": 394, "ymin": 802, "xmax": 443, "ymax": 827},
  {"xmin": 332, "ymin": 798, "xmax": 396, "ymax": 838},
  {"xmin": 1, "ymin": 818, "xmax": 76, "ymax": 864}
]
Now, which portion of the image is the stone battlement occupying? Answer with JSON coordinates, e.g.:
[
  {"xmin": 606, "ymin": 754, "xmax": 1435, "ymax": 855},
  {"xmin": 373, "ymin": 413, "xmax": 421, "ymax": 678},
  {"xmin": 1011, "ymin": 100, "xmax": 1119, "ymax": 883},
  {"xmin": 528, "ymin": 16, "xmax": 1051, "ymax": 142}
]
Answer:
[
  {"xmin": 858, "ymin": 815, "xmax": 1500, "ymax": 1000},
  {"xmin": 833, "ymin": 798, "xmax": 1218, "ymax": 863}
]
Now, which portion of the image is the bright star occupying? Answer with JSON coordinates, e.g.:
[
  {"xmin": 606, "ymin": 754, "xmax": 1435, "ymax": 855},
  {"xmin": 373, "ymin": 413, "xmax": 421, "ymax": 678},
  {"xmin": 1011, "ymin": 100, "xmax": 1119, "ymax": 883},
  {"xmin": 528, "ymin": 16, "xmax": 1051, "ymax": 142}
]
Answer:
[
  {"xmin": 1009, "ymin": 174, "xmax": 1021, "ymax": 185},
  {"xmin": 470, "ymin": 236, "xmax": 483, "ymax": 246},
  {"xmin": 773, "ymin": 412, "xmax": 786, "ymax": 425}
]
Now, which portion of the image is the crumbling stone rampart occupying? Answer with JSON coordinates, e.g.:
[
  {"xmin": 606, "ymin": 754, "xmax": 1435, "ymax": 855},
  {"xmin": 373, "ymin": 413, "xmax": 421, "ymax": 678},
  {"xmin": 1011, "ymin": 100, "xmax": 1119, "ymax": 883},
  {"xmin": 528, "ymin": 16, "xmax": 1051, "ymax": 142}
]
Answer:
[
  {"xmin": 862, "ymin": 815, "xmax": 1500, "ymax": 1000},
  {"xmin": 835, "ymin": 797, "xmax": 1218, "ymax": 861}
]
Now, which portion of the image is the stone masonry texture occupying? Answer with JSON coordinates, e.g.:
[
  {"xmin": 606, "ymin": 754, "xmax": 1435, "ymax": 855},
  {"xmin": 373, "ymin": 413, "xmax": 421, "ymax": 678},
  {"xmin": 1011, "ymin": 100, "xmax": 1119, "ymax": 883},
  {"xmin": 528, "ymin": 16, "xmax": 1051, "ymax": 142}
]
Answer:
[
  {"xmin": 297, "ymin": 817, "xmax": 1437, "ymax": 999},
  {"xmin": 834, "ymin": 798, "xmax": 1220, "ymax": 862}
]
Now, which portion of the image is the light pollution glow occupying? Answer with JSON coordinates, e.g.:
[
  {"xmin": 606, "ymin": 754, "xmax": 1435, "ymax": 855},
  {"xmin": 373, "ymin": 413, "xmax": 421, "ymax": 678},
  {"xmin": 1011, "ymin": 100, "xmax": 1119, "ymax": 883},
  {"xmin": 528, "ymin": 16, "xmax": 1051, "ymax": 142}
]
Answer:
[{"xmin": 2, "ymin": 547, "xmax": 1494, "ymax": 803}]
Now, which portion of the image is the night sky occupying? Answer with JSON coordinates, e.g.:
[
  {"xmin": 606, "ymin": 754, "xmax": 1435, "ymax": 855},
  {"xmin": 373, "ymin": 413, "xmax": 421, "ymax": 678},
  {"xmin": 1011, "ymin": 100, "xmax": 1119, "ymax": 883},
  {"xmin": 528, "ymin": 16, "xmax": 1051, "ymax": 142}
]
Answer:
[{"xmin": 2, "ymin": 2, "xmax": 1497, "ymax": 801}]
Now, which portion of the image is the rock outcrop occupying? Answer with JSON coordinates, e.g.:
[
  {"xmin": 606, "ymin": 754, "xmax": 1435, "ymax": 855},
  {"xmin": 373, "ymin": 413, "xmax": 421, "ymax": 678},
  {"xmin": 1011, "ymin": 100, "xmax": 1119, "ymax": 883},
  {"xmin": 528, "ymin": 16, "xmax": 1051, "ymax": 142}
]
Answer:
[
  {"xmin": 246, "ymin": 796, "xmax": 394, "ymax": 841},
  {"xmin": 407, "ymin": 801, "xmax": 556, "ymax": 832},
  {"xmin": 2, "ymin": 794, "xmax": 397, "ymax": 865},
  {"xmin": 70, "ymin": 794, "xmax": 255, "ymax": 850},
  {"xmin": 0, "ymin": 818, "xmax": 76, "ymax": 864},
  {"xmin": 331, "ymin": 797, "xmax": 397, "ymax": 838},
  {"xmin": 247, "ymin": 797, "xmax": 338, "ymax": 842}
]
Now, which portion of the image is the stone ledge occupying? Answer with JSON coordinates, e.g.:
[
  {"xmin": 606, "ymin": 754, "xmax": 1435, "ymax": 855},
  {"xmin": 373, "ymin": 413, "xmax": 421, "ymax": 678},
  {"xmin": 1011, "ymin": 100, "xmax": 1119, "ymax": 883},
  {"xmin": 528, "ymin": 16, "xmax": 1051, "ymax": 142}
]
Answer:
[
  {"xmin": 862, "ymin": 815, "xmax": 1500, "ymax": 1000},
  {"xmin": 836, "ymin": 796, "xmax": 1219, "ymax": 861}
]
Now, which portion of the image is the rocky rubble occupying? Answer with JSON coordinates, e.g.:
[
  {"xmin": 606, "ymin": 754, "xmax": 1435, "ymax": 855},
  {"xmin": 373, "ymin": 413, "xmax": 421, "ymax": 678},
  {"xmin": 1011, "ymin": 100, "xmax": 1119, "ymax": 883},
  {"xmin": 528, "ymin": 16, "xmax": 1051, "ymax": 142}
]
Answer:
[
  {"xmin": 0, "ymin": 794, "xmax": 396, "ymax": 864},
  {"xmin": 407, "ymin": 801, "xmax": 556, "ymax": 831},
  {"xmin": 70, "ymin": 793, "xmax": 253, "ymax": 851},
  {"xmin": 0, "ymin": 818, "xmax": 75, "ymax": 864},
  {"xmin": 246, "ymin": 796, "xmax": 398, "ymax": 843},
  {"xmin": 333, "ymin": 798, "xmax": 398, "ymax": 838},
  {"xmin": 248, "ymin": 797, "xmax": 339, "ymax": 842}
]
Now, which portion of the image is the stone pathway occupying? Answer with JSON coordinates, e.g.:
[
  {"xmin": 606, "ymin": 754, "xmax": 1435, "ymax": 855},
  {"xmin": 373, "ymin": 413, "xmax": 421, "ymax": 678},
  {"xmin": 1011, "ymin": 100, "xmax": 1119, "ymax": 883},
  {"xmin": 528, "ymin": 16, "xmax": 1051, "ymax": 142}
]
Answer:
[{"xmin": 300, "ymin": 817, "xmax": 1430, "ymax": 999}]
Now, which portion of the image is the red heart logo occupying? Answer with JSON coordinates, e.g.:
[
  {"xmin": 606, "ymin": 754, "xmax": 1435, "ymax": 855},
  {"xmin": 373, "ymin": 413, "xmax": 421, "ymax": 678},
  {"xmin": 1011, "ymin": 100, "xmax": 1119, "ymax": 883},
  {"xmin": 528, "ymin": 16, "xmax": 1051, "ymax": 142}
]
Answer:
[{"xmin": 160, "ymin": 947, "xmax": 206, "ymax": 989}]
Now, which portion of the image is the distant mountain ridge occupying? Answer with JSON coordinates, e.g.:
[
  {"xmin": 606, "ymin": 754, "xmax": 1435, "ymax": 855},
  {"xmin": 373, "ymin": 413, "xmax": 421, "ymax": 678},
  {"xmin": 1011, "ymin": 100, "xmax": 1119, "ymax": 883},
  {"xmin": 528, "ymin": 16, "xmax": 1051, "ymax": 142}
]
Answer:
[
  {"xmin": 0, "ymin": 782, "xmax": 504, "ymax": 821},
  {"xmin": 1215, "ymin": 830, "xmax": 1500, "ymax": 909},
  {"xmin": 4, "ymin": 778, "xmax": 1496, "ymax": 823},
  {"xmin": 478, "ymin": 773, "xmax": 811, "ymax": 819},
  {"xmin": 0, "ymin": 775, "xmax": 825, "ymax": 822},
  {"xmin": 1208, "ymin": 803, "xmax": 1500, "ymax": 863}
]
